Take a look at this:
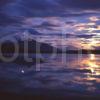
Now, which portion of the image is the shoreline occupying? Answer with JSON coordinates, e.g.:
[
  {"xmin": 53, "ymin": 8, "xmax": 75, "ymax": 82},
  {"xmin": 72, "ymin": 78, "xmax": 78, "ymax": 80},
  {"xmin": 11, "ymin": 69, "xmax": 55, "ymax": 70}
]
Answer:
[{"xmin": 0, "ymin": 91, "xmax": 100, "ymax": 100}]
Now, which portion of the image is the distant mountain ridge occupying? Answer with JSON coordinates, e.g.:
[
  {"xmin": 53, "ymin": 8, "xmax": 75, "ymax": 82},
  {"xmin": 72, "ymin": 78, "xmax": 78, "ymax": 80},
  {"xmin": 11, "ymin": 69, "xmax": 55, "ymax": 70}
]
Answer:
[
  {"xmin": 0, "ymin": 39, "xmax": 61, "ymax": 54},
  {"xmin": 0, "ymin": 31, "xmax": 100, "ymax": 54}
]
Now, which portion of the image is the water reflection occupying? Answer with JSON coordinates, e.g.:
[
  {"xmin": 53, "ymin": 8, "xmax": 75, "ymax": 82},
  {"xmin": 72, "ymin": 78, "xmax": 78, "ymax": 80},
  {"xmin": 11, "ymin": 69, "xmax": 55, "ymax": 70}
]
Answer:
[
  {"xmin": 0, "ymin": 54, "xmax": 100, "ymax": 94},
  {"xmin": 81, "ymin": 54, "xmax": 100, "ymax": 76},
  {"xmin": 38, "ymin": 53, "xmax": 100, "ymax": 93}
]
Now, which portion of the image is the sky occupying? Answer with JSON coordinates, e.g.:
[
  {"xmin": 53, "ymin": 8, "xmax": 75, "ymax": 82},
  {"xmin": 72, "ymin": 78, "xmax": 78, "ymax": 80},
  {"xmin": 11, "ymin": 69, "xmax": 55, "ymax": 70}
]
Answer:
[{"xmin": 0, "ymin": 0, "xmax": 100, "ymax": 50}]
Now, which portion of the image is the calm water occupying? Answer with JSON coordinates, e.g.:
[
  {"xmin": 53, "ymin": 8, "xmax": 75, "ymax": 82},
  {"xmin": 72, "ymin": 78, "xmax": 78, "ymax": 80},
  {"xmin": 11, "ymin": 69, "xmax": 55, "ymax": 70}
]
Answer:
[{"xmin": 0, "ymin": 54, "xmax": 100, "ymax": 96}]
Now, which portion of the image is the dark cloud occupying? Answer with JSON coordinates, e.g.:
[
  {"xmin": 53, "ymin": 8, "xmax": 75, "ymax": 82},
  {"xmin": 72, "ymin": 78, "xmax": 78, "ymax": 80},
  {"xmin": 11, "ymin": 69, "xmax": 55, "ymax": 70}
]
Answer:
[
  {"xmin": 1, "ymin": 0, "xmax": 100, "ymax": 12},
  {"xmin": 66, "ymin": 45, "xmax": 78, "ymax": 50},
  {"xmin": 0, "ymin": 0, "xmax": 13, "ymax": 6},
  {"xmin": 93, "ymin": 46, "xmax": 100, "ymax": 50},
  {"xmin": 58, "ymin": 0, "xmax": 100, "ymax": 9},
  {"xmin": 65, "ymin": 21, "xmax": 76, "ymax": 26},
  {"xmin": 0, "ymin": 12, "xmax": 22, "ymax": 26},
  {"xmin": 0, "ymin": 0, "xmax": 100, "ymax": 37},
  {"xmin": 65, "ymin": 34, "xmax": 96, "ymax": 39},
  {"xmin": 34, "ymin": 22, "xmax": 59, "ymax": 28},
  {"xmin": 1, "ymin": 0, "xmax": 100, "ymax": 17},
  {"xmin": 19, "ymin": 0, "xmax": 55, "ymax": 10},
  {"xmin": 1, "ymin": 0, "xmax": 100, "ymax": 18},
  {"xmin": 1, "ymin": 0, "xmax": 58, "ymax": 17},
  {"xmin": 24, "ymin": 28, "xmax": 42, "ymax": 35},
  {"xmin": 76, "ymin": 34, "xmax": 95, "ymax": 39}
]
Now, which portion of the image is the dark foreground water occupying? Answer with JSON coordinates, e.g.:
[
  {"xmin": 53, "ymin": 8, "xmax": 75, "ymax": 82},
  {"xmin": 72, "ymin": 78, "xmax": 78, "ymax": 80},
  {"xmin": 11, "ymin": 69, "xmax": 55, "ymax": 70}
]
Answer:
[{"xmin": 0, "ymin": 54, "xmax": 100, "ymax": 96}]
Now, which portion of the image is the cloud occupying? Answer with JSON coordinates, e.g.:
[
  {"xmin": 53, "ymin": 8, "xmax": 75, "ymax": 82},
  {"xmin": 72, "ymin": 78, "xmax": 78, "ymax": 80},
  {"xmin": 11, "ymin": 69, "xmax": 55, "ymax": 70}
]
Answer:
[
  {"xmin": 76, "ymin": 34, "xmax": 95, "ymax": 39},
  {"xmin": 57, "ymin": 0, "xmax": 100, "ymax": 10},
  {"xmin": 0, "ymin": 0, "xmax": 100, "ymax": 41},
  {"xmin": 1, "ymin": 0, "xmax": 59, "ymax": 17},
  {"xmin": 94, "ymin": 46, "xmax": 100, "ymax": 50},
  {"xmin": 66, "ymin": 45, "xmax": 79, "ymax": 50},
  {"xmin": 25, "ymin": 28, "xmax": 42, "ymax": 35},
  {"xmin": 1, "ymin": 0, "xmax": 100, "ymax": 18},
  {"xmin": 34, "ymin": 22, "xmax": 59, "ymax": 28},
  {"xmin": 0, "ymin": 12, "xmax": 22, "ymax": 26},
  {"xmin": 0, "ymin": 0, "xmax": 13, "ymax": 6}
]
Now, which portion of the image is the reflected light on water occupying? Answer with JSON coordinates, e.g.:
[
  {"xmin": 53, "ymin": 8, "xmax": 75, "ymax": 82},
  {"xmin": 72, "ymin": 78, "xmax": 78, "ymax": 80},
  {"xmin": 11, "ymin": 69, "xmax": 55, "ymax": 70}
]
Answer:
[
  {"xmin": 82, "ymin": 54, "xmax": 100, "ymax": 75},
  {"xmin": 90, "ymin": 54, "xmax": 95, "ymax": 60}
]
